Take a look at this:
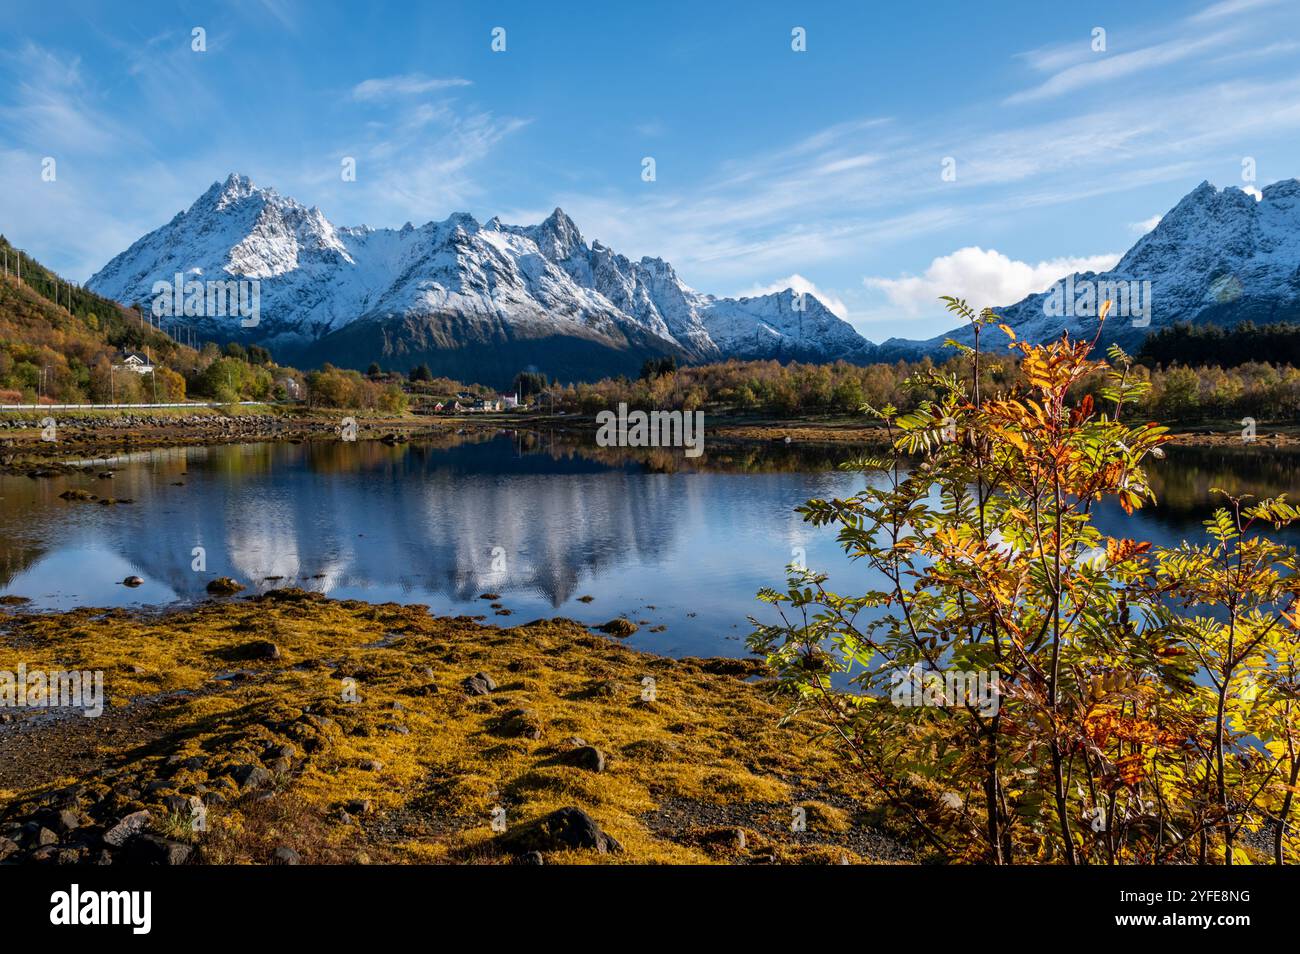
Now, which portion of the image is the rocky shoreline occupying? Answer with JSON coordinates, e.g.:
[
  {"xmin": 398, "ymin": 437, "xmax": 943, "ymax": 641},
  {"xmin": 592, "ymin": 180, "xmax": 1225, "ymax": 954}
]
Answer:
[
  {"xmin": 0, "ymin": 589, "xmax": 910, "ymax": 865},
  {"xmin": 0, "ymin": 410, "xmax": 445, "ymax": 476},
  {"xmin": 3, "ymin": 408, "xmax": 1291, "ymax": 479}
]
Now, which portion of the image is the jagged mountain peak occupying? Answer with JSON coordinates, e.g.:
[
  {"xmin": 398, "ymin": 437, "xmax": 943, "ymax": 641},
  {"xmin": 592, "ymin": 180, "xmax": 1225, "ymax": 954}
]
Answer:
[
  {"xmin": 87, "ymin": 178, "xmax": 873, "ymax": 383},
  {"xmin": 910, "ymin": 176, "xmax": 1300, "ymax": 359},
  {"xmin": 526, "ymin": 207, "xmax": 585, "ymax": 260}
]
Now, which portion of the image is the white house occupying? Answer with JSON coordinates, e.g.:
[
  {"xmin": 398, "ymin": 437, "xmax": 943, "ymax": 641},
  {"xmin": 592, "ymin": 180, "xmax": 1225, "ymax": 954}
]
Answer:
[{"xmin": 115, "ymin": 350, "xmax": 155, "ymax": 375}]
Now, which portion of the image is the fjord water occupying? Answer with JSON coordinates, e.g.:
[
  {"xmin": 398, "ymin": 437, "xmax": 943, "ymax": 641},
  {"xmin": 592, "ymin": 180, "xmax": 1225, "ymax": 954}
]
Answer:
[{"xmin": 1, "ymin": 433, "xmax": 1297, "ymax": 658}]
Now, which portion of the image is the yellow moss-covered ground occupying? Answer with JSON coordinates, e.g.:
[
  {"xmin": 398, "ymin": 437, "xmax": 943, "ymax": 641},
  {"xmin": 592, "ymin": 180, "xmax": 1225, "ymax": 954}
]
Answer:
[{"xmin": 0, "ymin": 590, "xmax": 905, "ymax": 864}]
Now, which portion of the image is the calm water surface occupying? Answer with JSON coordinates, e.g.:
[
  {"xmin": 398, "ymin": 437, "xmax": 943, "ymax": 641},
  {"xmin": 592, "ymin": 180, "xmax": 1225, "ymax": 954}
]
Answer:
[{"xmin": 1, "ymin": 433, "xmax": 1296, "ymax": 658}]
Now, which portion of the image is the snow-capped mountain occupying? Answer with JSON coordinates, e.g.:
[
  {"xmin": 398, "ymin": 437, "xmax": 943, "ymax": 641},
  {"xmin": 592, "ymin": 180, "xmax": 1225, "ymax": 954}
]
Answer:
[
  {"xmin": 887, "ymin": 177, "xmax": 1300, "ymax": 358},
  {"xmin": 89, "ymin": 174, "xmax": 875, "ymax": 383}
]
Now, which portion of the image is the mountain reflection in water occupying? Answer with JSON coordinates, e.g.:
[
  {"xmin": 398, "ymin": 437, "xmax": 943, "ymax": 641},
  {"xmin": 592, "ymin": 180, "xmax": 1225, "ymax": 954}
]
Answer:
[{"xmin": 2, "ymin": 433, "xmax": 1296, "ymax": 658}]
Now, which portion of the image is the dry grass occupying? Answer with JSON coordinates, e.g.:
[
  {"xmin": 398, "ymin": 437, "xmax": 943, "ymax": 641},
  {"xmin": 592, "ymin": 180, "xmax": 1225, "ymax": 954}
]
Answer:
[{"xmin": 0, "ymin": 590, "xmax": 897, "ymax": 864}]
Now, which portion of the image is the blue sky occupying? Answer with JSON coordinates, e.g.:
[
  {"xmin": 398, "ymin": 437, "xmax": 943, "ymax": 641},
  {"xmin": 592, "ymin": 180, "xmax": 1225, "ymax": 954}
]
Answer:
[{"xmin": 2, "ymin": 0, "xmax": 1298, "ymax": 340}]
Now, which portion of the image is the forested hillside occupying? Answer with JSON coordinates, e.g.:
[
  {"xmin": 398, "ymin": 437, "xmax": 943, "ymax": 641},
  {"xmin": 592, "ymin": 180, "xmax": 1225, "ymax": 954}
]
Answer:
[{"xmin": 0, "ymin": 234, "xmax": 191, "ymax": 402}]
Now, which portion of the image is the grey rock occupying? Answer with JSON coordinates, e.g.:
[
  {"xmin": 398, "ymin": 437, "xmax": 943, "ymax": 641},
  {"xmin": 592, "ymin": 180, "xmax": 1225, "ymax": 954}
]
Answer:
[
  {"xmin": 161, "ymin": 794, "xmax": 203, "ymax": 816},
  {"xmin": 496, "ymin": 806, "xmax": 622, "ymax": 856},
  {"xmin": 564, "ymin": 745, "xmax": 607, "ymax": 773},
  {"xmin": 125, "ymin": 834, "xmax": 192, "ymax": 865},
  {"xmin": 103, "ymin": 810, "xmax": 151, "ymax": 847},
  {"xmin": 229, "ymin": 763, "xmax": 273, "ymax": 790},
  {"xmin": 461, "ymin": 672, "xmax": 497, "ymax": 695}
]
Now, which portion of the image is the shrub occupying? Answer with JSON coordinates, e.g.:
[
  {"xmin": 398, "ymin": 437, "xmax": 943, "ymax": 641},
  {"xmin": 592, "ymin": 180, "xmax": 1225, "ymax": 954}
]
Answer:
[{"xmin": 750, "ymin": 298, "xmax": 1300, "ymax": 865}]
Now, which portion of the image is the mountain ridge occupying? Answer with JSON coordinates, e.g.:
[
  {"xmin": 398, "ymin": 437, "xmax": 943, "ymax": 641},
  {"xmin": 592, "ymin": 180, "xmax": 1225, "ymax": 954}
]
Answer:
[
  {"xmin": 877, "ymin": 177, "xmax": 1300, "ymax": 360},
  {"xmin": 89, "ymin": 175, "xmax": 875, "ymax": 384},
  {"xmin": 87, "ymin": 175, "xmax": 1300, "ymax": 381}
]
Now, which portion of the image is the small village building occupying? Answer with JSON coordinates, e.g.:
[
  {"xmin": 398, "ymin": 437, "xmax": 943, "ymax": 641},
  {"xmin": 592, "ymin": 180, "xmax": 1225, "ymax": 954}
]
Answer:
[
  {"xmin": 276, "ymin": 376, "xmax": 304, "ymax": 400},
  {"xmin": 115, "ymin": 350, "xmax": 155, "ymax": 375}
]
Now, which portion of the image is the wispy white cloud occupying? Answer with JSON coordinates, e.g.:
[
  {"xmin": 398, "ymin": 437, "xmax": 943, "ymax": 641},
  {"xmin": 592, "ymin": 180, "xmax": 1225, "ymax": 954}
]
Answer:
[
  {"xmin": 1130, "ymin": 214, "xmax": 1163, "ymax": 234},
  {"xmin": 544, "ymin": 63, "xmax": 1300, "ymax": 300},
  {"xmin": 1190, "ymin": 0, "xmax": 1281, "ymax": 21},
  {"xmin": 1004, "ymin": 32, "xmax": 1233, "ymax": 105},
  {"xmin": 0, "ymin": 42, "xmax": 130, "ymax": 154},
  {"xmin": 352, "ymin": 74, "xmax": 472, "ymax": 101}
]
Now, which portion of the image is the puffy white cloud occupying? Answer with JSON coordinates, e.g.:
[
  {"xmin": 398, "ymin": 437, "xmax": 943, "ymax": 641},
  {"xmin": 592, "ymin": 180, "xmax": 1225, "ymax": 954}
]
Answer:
[
  {"xmin": 738, "ymin": 274, "xmax": 849, "ymax": 318},
  {"xmin": 864, "ymin": 247, "xmax": 1121, "ymax": 315},
  {"xmin": 1131, "ymin": 214, "xmax": 1163, "ymax": 234}
]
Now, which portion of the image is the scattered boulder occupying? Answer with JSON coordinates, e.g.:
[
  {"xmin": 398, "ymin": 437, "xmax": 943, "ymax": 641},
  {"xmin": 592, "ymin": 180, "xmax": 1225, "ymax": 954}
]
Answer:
[
  {"xmin": 240, "ymin": 640, "xmax": 281, "ymax": 660},
  {"xmin": 584, "ymin": 679, "xmax": 620, "ymax": 699},
  {"xmin": 496, "ymin": 806, "xmax": 622, "ymax": 856},
  {"xmin": 123, "ymin": 576, "xmax": 144, "ymax": 587},
  {"xmin": 358, "ymin": 759, "xmax": 384, "ymax": 772},
  {"xmin": 103, "ymin": 810, "xmax": 151, "ymax": 847},
  {"xmin": 228, "ymin": 764, "xmax": 272, "ymax": 791},
  {"xmin": 400, "ymin": 677, "xmax": 439, "ymax": 697},
  {"xmin": 462, "ymin": 672, "xmax": 497, "ymax": 695},
  {"xmin": 577, "ymin": 595, "xmax": 594, "ymax": 603},
  {"xmin": 161, "ymin": 795, "xmax": 203, "ymax": 817},
  {"xmin": 498, "ymin": 708, "xmax": 543, "ymax": 740},
  {"xmin": 562, "ymin": 745, "xmax": 607, "ymax": 773},
  {"xmin": 271, "ymin": 846, "xmax": 301, "ymax": 865},
  {"xmin": 125, "ymin": 834, "xmax": 192, "ymax": 865},
  {"xmin": 478, "ymin": 593, "xmax": 501, "ymax": 600},
  {"xmin": 704, "ymin": 827, "xmax": 748, "ymax": 851},
  {"xmin": 206, "ymin": 577, "xmax": 246, "ymax": 596},
  {"xmin": 597, "ymin": 618, "xmax": 638, "ymax": 638},
  {"xmin": 515, "ymin": 851, "xmax": 545, "ymax": 865}
]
